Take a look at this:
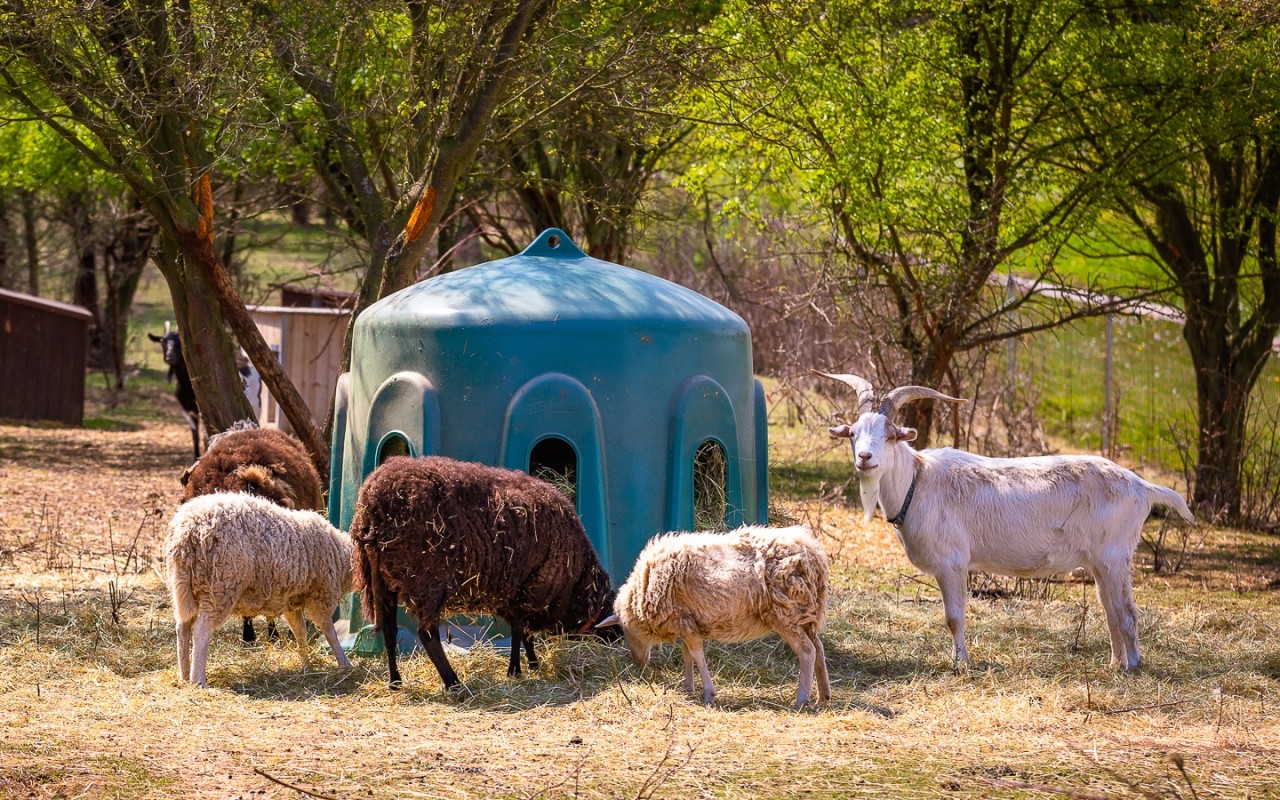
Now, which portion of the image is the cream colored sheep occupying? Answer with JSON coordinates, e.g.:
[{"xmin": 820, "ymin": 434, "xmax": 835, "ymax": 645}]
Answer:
[
  {"xmin": 599, "ymin": 525, "xmax": 830, "ymax": 708},
  {"xmin": 165, "ymin": 492, "xmax": 353, "ymax": 687}
]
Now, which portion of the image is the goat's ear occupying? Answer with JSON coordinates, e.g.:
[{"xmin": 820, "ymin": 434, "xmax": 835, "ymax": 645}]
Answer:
[
  {"xmin": 595, "ymin": 614, "xmax": 620, "ymax": 628},
  {"xmin": 148, "ymin": 333, "xmax": 162, "ymax": 342},
  {"xmin": 828, "ymin": 425, "xmax": 854, "ymax": 439},
  {"xmin": 890, "ymin": 426, "xmax": 918, "ymax": 443}
]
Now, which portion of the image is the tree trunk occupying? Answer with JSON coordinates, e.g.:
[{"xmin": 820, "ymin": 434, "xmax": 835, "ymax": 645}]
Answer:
[
  {"xmin": 178, "ymin": 228, "xmax": 330, "ymax": 479},
  {"xmin": 21, "ymin": 190, "xmax": 38, "ymax": 296},
  {"xmin": 900, "ymin": 345, "xmax": 959, "ymax": 447},
  {"xmin": 1137, "ymin": 155, "xmax": 1280, "ymax": 524},
  {"xmin": 1189, "ymin": 354, "xmax": 1249, "ymax": 521},
  {"xmin": 104, "ymin": 206, "xmax": 155, "ymax": 389},
  {"xmin": 0, "ymin": 191, "xmax": 12, "ymax": 289},
  {"xmin": 68, "ymin": 194, "xmax": 109, "ymax": 370},
  {"xmin": 151, "ymin": 240, "xmax": 254, "ymax": 452}
]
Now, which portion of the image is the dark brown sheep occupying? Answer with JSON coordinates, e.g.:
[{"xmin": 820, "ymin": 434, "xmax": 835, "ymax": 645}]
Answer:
[
  {"xmin": 181, "ymin": 423, "xmax": 323, "ymax": 511},
  {"xmin": 179, "ymin": 421, "xmax": 324, "ymax": 642},
  {"xmin": 350, "ymin": 456, "xmax": 615, "ymax": 691}
]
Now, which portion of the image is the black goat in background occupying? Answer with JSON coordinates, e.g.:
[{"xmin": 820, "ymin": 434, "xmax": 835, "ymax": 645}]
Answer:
[{"xmin": 149, "ymin": 324, "xmax": 201, "ymax": 460}]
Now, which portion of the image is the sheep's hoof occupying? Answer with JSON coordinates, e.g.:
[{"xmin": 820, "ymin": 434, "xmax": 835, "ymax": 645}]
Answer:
[{"xmin": 388, "ymin": 678, "xmax": 403, "ymax": 691}]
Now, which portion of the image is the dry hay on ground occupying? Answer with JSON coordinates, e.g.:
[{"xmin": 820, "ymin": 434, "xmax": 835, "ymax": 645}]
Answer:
[{"xmin": 1, "ymin": 420, "xmax": 1278, "ymax": 799}]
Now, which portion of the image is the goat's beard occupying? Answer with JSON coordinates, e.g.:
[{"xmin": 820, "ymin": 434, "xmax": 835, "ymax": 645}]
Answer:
[{"xmin": 858, "ymin": 475, "xmax": 880, "ymax": 523}]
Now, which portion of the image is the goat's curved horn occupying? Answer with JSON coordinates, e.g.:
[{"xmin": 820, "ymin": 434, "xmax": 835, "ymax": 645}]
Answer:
[
  {"xmin": 880, "ymin": 386, "xmax": 968, "ymax": 419},
  {"xmin": 811, "ymin": 370, "xmax": 876, "ymax": 415}
]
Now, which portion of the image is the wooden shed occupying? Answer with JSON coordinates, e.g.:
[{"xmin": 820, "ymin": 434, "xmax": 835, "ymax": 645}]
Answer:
[
  {"xmin": 249, "ymin": 305, "xmax": 350, "ymax": 433},
  {"xmin": 0, "ymin": 288, "xmax": 92, "ymax": 425},
  {"xmin": 280, "ymin": 284, "xmax": 354, "ymax": 310}
]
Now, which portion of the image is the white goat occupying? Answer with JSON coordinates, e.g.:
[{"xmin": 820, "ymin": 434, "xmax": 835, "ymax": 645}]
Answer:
[
  {"xmin": 598, "ymin": 525, "xmax": 830, "ymax": 708},
  {"xmin": 814, "ymin": 371, "xmax": 1194, "ymax": 671},
  {"xmin": 165, "ymin": 492, "xmax": 354, "ymax": 687}
]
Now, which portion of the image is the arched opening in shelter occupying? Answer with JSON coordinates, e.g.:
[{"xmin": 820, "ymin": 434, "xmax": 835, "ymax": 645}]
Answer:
[
  {"xmin": 693, "ymin": 439, "xmax": 728, "ymax": 531},
  {"xmin": 530, "ymin": 436, "xmax": 578, "ymax": 502},
  {"xmin": 377, "ymin": 433, "xmax": 412, "ymax": 465}
]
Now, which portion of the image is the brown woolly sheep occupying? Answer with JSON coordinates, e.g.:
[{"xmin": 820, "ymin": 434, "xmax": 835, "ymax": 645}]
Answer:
[
  {"xmin": 350, "ymin": 456, "xmax": 615, "ymax": 691},
  {"xmin": 181, "ymin": 422, "xmax": 323, "ymax": 511},
  {"xmin": 598, "ymin": 525, "xmax": 831, "ymax": 708},
  {"xmin": 179, "ymin": 421, "xmax": 324, "ymax": 643}
]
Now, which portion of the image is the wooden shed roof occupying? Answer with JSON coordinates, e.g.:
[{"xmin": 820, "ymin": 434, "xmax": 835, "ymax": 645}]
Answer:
[{"xmin": 0, "ymin": 288, "xmax": 93, "ymax": 321}]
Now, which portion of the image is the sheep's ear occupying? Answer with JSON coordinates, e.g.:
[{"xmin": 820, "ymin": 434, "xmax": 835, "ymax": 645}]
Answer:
[
  {"xmin": 148, "ymin": 333, "xmax": 162, "ymax": 342},
  {"xmin": 828, "ymin": 425, "xmax": 854, "ymax": 439},
  {"xmin": 890, "ymin": 426, "xmax": 917, "ymax": 443},
  {"xmin": 595, "ymin": 614, "xmax": 620, "ymax": 628}
]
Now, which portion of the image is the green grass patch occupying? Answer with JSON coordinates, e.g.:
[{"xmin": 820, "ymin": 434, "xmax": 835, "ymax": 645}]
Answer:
[{"xmin": 1018, "ymin": 313, "xmax": 1280, "ymax": 475}]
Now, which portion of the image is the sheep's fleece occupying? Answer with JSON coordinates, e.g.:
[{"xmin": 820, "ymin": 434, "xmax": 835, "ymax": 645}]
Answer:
[
  {"xmin": 611, "ymin": 524, "xmax": 830, "ymax": 706},
  {"xmin": 165, "ymin": 492, "xmax": 353, "ymax": 686}
]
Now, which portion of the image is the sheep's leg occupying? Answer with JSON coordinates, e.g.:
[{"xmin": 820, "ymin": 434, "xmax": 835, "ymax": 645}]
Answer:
[
  {"xmin": 308, "ymin": 604, "xmax": 352, "ymax": 669},
  {"xmin": 241, "ymin": 617, "xmax": 256, "ymax": 643},
  {"xmin": 417, "ymin": 621, "xmax": 462, "ymax": 690},
  {"xmin": 682, "ymin": 637, "xmax": 716, "ymax": 705},
  {"xmin": 779, "ymin": 629, "xmax": 817, "ymax": 708},
  {"xmin": 283, "ymin": 609, "xmax": 309, "ymax": 665},
  {"xmin": 810, "ymin": 629, "xmax": 831, "ymax": 704},
  {"xmin": 176, "ymin": 617, "xmax": 193, "ymax": 682},
  {"xmin": 936, "ymin": 566, "xmax": 970, "ymax": 666},
  {"xmin": 523, "ymin": 634, "xmax": 538, "ymax": 672},
  {"xmin": 506, "ymin": 618, "xmax": 526, "ymax": 677},
  {"xmin": 190, "ymin": 609, "xmax": 223, "ymax": 688},
  {"xmin": 1091, "ymin": 560, "xmax": 1141, "ymax": 671},
  {"xmin": 377, "ymin": 589, "xmax": 403, "ymax": 689},
  {"xmin": 679, "ymin": 640, "xmax": 696, "ymax": 694}
]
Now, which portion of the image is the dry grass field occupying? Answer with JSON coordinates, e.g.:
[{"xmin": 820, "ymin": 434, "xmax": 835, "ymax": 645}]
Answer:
[{"xmin": 1, "ymin": 401, "xmax": 1279, "ymax": 799}]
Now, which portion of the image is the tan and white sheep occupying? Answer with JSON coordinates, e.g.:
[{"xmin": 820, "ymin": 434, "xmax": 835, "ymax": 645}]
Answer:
[
  {"xmin": 179, "ymin": 420, "xmax": 325, "ymax": 644},
  {"xmin": 165, "ymin": 492, "xmax": 353, "ymax": 687},
  {"xmin": 599, "ymin": 524, "xmax": 831, "ymax": 708}
]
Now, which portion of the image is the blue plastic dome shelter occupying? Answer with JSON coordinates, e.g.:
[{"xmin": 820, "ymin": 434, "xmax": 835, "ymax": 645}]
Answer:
[{"xmin": 330, "ymin": 229, "xmax": 768, "ymax": 653}]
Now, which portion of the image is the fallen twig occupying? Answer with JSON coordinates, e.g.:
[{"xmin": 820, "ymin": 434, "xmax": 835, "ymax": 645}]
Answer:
[
  {"xmin": 1096, "ymin": 699, "xmax": 1190, "ymax": 716},
  {"xmin": 253, "ymin": 767, "xmax": 344, "ymax": 800}
]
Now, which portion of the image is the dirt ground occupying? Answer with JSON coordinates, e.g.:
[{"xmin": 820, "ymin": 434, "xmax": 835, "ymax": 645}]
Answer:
[{"xmin": 2, "ymin": 418, "xmax": 1280, "ymax": 799}]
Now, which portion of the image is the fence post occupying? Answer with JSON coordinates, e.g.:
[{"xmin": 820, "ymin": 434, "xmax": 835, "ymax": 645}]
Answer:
[{"xmin": 1102, "ymin": 314, "xmax": 1115, "ymax": 458}]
